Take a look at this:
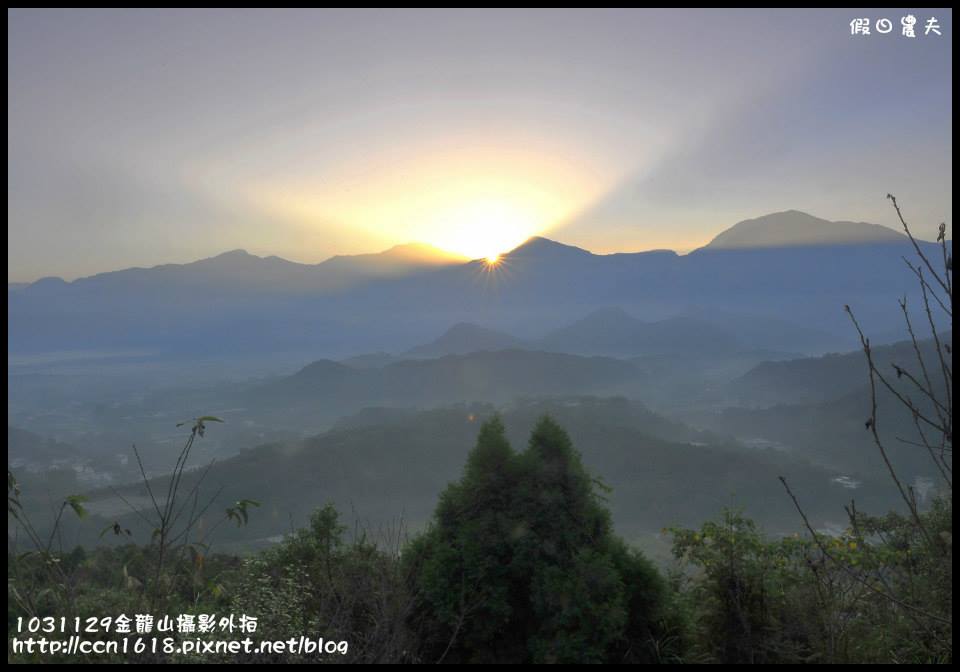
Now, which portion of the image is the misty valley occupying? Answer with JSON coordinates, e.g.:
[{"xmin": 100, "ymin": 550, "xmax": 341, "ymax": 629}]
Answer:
[
  {"xmin": 7, "ymin": 208, "xmax": 953, "ymax": 663},
  {"xmin": 7, "ymin": 8, "xmax": 953, "ymax": 662}
]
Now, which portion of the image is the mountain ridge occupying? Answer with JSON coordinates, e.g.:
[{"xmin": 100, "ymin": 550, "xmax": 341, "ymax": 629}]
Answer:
[
  {"xmin": 12, "ymin": 209, "xmax": 936, "ymax": 286},
  {"xmin": 10, "ymin": 210, "xmax": 948, "ymax": 358},
  {"xmin": 700, "ymin": 210, "xmax": 907, "ymax": 250}
]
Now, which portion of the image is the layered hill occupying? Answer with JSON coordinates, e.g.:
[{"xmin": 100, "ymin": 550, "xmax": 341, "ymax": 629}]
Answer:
[
  {"xmin": 9, "ymin": 210, "xmax": 947, "ymax": 358},
  {"xmin": 66, "ymin": 398, "xmax": 895, "ymax": 550}
]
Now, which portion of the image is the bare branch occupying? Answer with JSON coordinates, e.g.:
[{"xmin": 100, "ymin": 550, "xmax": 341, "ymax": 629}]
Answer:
[{"xmin": 779, "ymin": 476, "xmax": 951, "ymax": 628}]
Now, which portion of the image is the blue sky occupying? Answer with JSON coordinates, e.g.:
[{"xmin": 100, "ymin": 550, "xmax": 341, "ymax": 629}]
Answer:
[{"xmin": 7, "ymin": 8, "xmax": 952, "ymax": 280}]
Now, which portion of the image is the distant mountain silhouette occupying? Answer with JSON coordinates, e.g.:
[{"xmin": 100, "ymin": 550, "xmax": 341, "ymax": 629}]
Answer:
[
  {"xmin": 9, "ymin": 210, "xmax": 947, "ymax": 358},
  {"xmin": 246, "ymin": 349, "xmax": 642, "ymax": 416},
  {"xmin": 18, "ymin": 242, "xmax": 465, "ymax": 296},
  {"xmin": 406, "ymin": 322, "xmax": 527, "ymax": 357},
  {"xmin": 727, "ymin": 332, "xmax": 952, "ymax": 407},
  {"xmin": 539, "ymin": 307, "xmax": 741, "ymax": 357},
  {"xmin": 502, "ymin": 236, "xmax": 593, "ymax": 261},
  {"xmin": 340, "ymin": 352, "xmax": 402, "ymax": 369},
  {"xmin": 397, "ymin": 305, "xmax": 837, "ymax": 363},
  {"xmin": 320, "ymin": 243, "xmax": 468, "ymax": 278},
  {"xmin": 674, "ymin": 307, "xmax": 841, "ymax": 353},
  {"xmin": 702, "ymin": 210, "xmax": 906, "ymax": 250}
]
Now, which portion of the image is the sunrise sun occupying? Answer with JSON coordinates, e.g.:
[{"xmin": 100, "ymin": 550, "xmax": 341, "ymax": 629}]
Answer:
[{"xmin": 430, "ymin": 199, "xmax": 541, "ymax": 262}]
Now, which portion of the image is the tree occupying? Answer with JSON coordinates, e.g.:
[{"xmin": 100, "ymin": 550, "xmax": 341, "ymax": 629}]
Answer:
[
  {"xmin": 779, "ymin": 195, "xmax": 952, "ymax": 662},
  {"xmin": 669, "ymin": 509, "xmax": 824, "ymax": 663},
  {"xmin": 230, "ymin": 502, "xmax": 417, "ymax": 663},
  {"xmin": 407, "ymin": 415, "xmax": 666, "ymax": 663}
]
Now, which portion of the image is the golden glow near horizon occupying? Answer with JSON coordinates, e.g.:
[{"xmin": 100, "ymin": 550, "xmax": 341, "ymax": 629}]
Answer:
[
  {"xmin": 9, "ymin": 10, "xmax": 953, "ymax": 282},
  {"xmin": 240, "ymin": 138, "xmax": 613, "ymax": 262},
  {"xmin": 427, "ymin": 198, "xmax": 542, "ymax": 261}
]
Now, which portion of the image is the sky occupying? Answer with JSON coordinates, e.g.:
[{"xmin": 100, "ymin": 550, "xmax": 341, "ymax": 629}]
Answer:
[{"xmin": 7, "ymin": 8, "xmax": 953, "ymax": 281}]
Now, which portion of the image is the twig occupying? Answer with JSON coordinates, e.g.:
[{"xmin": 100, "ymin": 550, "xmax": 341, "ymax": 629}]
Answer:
[{"xmin": 779, "ymin": 476, "xmax": 950, "ymax": 628}]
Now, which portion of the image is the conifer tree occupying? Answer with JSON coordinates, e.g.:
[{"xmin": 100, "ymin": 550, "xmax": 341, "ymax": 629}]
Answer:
[{"xmin": 407, "ymin": 415, "xmax": 666, "ymax": 663}]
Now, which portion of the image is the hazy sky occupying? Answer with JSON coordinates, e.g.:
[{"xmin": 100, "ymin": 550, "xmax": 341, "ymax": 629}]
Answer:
[{"xmin": 8, "ymin": 8, "xmax": 953, "ymax": 281}]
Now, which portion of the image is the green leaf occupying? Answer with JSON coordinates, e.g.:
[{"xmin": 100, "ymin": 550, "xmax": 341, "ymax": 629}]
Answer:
[
  {"xmin": 225, "ymin": 499, "xmax": 259, "ymax": 527},
  {"xmin": 65, "ymin": 495, "xmax": 88, "ymax": 519},
  {"xmin": 177, "ymin": 415, "xmax": 225, "ymax": 427}
]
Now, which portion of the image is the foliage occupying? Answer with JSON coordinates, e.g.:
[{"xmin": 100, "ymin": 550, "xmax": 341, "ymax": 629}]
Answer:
[
  {"xmin": 406, "ymin": 415, "xmax": 668, "ymax": 663},
  {"xmin": 675, "ymin": 197, "xmax": 953, "ymax": 665},
  {"xmin": 7, "ymin": 544, "xmax": 241, "ymax": 663},
  {"xmin": 8, "ymin": 416, "xmax": 256, "ymax": 663},
  {"xmin": 670, "ymin": 500, "xmax": 951, "ymax": 664},
  {"xmin": 228, "ymin": 503, "xmax": 417, "ymax": 663}
]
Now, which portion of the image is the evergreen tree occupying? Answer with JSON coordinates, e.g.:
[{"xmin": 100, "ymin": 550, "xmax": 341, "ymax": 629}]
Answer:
[{"xmin": 407, "ymin": 415, "xmax": 666, "ymax": 663}]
